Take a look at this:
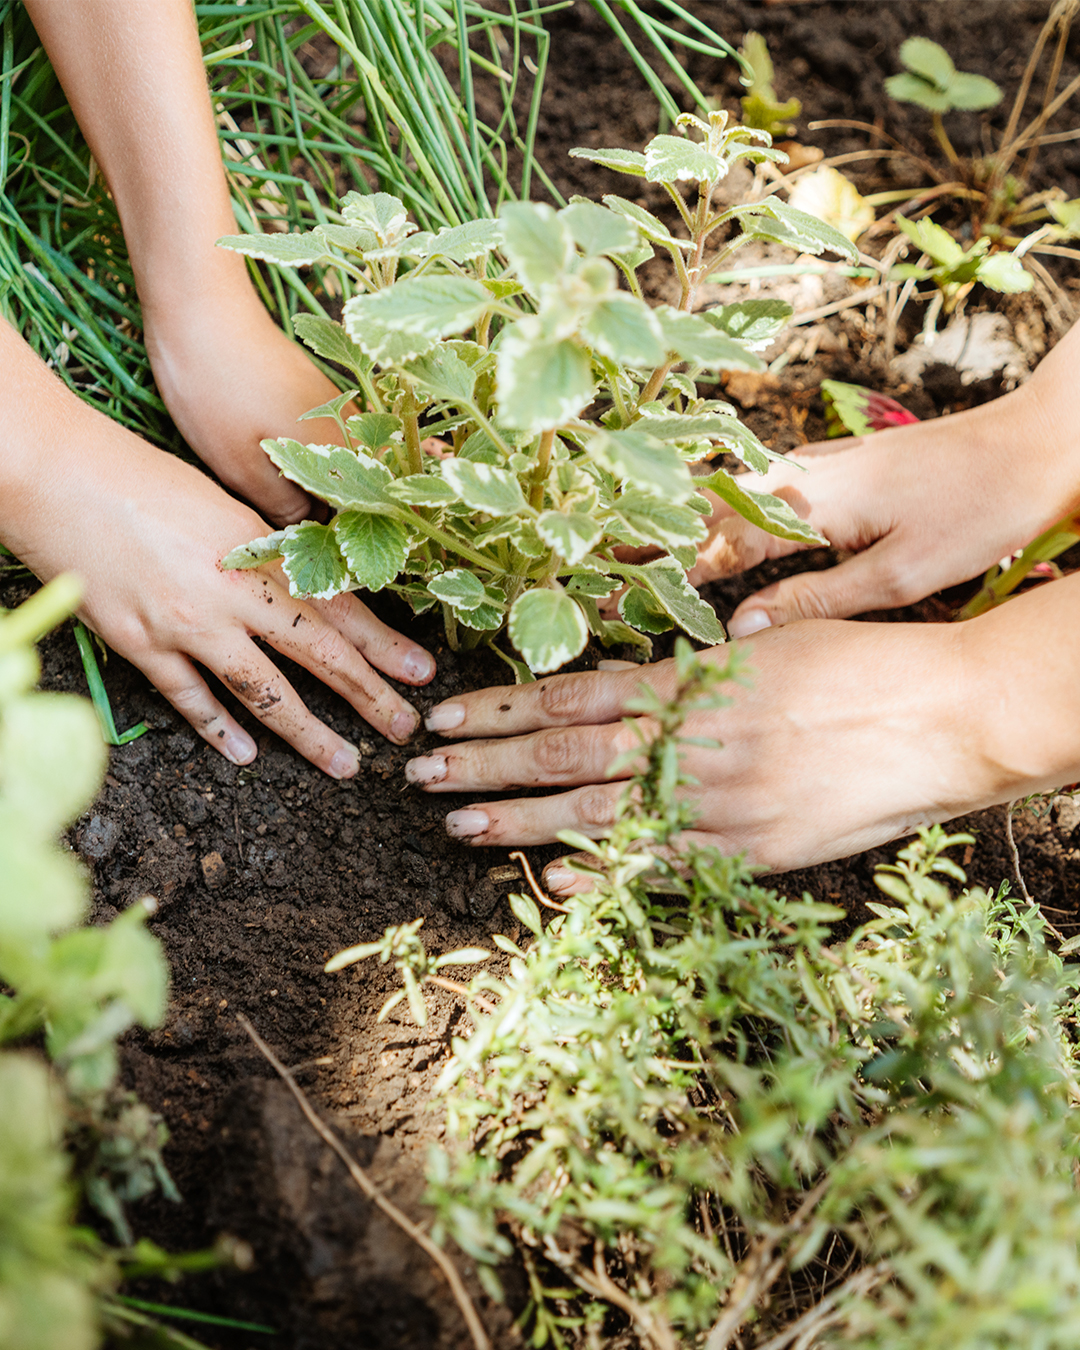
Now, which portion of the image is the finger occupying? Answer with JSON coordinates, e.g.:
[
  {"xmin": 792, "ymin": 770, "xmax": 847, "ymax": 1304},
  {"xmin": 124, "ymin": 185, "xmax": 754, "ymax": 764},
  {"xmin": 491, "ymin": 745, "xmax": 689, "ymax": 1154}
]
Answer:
[
  {"xmin": 142, "ymin": 651, "xmax": 258, "ymax": 765},
  {"xmin": 254, "ymin": 590, "xmax": 421, "ymax": 743},
  {"xmin": 442, "ymin": 782, "xmax": 627, "ymax": 847},
  {"xmin": 307, "ymin": 590, "xmax": 436, "ymax": 686},
  {"xmin": 423, "ymin": 664, "xmax": 652, "ymax": 740},
  {"xmin": 543, "ymin": 829, "xmax": 745, "ymax": 896},
  {"xmin": 405, "ymin": 721, "xmax": 640, "ymax": 793},
  {"xmin": 726, "ymin": 541, "xmax": 918, "ymax": 636},
  {"xmin": 200, "ymin": 637, "xmax": 363, "ymax": 777}
]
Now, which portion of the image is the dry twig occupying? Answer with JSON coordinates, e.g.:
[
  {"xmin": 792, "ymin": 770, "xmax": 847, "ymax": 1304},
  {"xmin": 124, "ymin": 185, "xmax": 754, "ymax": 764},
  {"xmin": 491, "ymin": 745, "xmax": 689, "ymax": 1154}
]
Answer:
[
  {"xmin": 509, "ymin": 850, "xmax": 570, "ymax": 912},
  {"xmin": 236, "ymin": 1013, "xmax": 491, "ymax": 1350}
]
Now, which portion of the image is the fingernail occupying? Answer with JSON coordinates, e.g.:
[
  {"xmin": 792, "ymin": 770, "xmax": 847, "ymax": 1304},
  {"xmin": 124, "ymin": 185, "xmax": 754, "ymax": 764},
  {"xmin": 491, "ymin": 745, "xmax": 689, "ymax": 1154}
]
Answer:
[
  {"xmin": 544, "ymin": 866, "xmax": 577, "ymax": 895},
  {"xmin": 223, "ymin": 732, "xmax": 256, "ymax": 765},
  {"xmin": 328, "ymin": 744, "xmax": 360, "ymax": 779},
  {"xmin": 728, "ymin": 608, "xmax": 772, "ymax": 639},
  {"xmin": 405, "ymin": 755, "xmax": 446, "ymax": 786},
  {"xmin": 425, "ymin": 703, "xmax": 465, "ymax": 733},
  {"xmin": 445, "ymin": 809, "xmax": 489, "ymax": 840},
  {"xmin": 391, "ymin": 711, "xmax": 419, "ymax": 742},
  {"xmin": 403, "ymin": 649, "xmax": 436, "ymax": 683}
]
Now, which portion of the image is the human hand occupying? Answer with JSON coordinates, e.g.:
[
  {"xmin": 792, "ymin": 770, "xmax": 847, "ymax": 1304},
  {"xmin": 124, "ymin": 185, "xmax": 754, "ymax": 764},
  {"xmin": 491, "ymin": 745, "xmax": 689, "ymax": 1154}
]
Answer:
[
  {"xmin": 4, "ymin": 381, "xmax": 434, "ymax": 773},
  {"xmin": 142, "ymin": 288, "xmax": 352, "ymax": 528},
  {"xmin": 694, "ymin": 327, "xmax": 1080, "ymax": 639},
  {"xmin": 405, "ymin": 619, "xmax": 985, "ymax": 883}
]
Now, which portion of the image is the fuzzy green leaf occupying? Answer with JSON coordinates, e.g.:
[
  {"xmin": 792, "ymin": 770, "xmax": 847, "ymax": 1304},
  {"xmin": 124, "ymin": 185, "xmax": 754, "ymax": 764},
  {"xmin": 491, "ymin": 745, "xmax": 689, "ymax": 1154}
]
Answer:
[
  {"xmin": 341, "ymin": 309, "xmax": 436, "ymax": 364},
  {"xmin": 298, "ymin": 389, "xmax": 358, "ymax": 425},
  {"xmin": 345, "ymin": 275, "xmax": 491, "ymax": 344},
  {"xmin": 581, "ymin": 295, "xmax": 666, "ymax": 368},
  {"xmin": 559, "ymin": 201, "xmax": 639, "ymax": 257},
  {"xmin": 590, "ymin": 428, "xmax": 695, "ymax": 502},
  {"xmin": 386, "ymin": 476, "xmax": 458, "ymax": 506},
  {"xmin": 441, "ymin": 460, "xmax": 528, "ymax": 516},
  {"xmin": 702, "ymin": 300, "xmax": 793, "ymax": 350},
  {"xmin": 317, "ymin": 221, "xmax": 379, "ymax": 254},
  {"xmin": 944, "ymin": 72, "xmax": 1002, "ymax": 111},
  {"xmin": 614, "ymin": 493, "xmax": 707, "ymax": 549},
  {"xmin": 619, "ymin": 585, "xmax": 674, "ymax": 634},
  {"xmin": 567, "ymin": 570, "xmax": 617, "ymax": 599},
  {"xmin": 735, "ymin": 198, "xmax": 860, "ymax": 262},
  {"xmin": 883, "ymin": 71, "xmax": 953, "ymax": 112},
  {"xmin": 508, "ymin": 588, "xmax": 589, "ymax": 674},
  {"xmin": 644, "ymin": 135, "xmax": 726, "ymax": 185},
  {"xmin": 216, "ymin": 230, "xmax": 334, "ymax": 268},
  {"xmin": 345, "ymin": 412, "xmax": 403, "ymax": 453},
  {"xmin": 422, "ymin": 219, "xmax": 503, "ymax": 262},
  {"xmin": 264, "ymin": 439, "xmax": 395, "ymax": 511},
  {"xmin": 404, "ymin": 349, "xmax": 477, "ymax": 404},
  {"xmin": 500, "ymin": 202, "xmax": 575, "ymax": 291},
  {"xmin": 340, "ymin": 190, "xmax": 411, "ymax": 242},
  {"xmin": 640, "ymin": 412, "xmax": 780, "ymax": 473},
  {"xmin": 637, "ymin": 560, "xmax": 726, "ymax": 645},
  {"xmin": 333, "ymin": 512, "xmax": 410, "ymax": 591},
  {"xmin": 568, "ymin": 146, "xmax": 647, "ymax": 178},
  {"xmin": 497, "ymin": 327, "xmax": 594, "ymax": 433},
  {"xmin": 896, "ymin": 216, "xmax": 965, "ymax": 267},
  {"xmin": 221, "ymin": 530, "xmax": 289, "ymax": 571},
  {"xmin": 280, "ymin": 522, "xmax": 351, "ymax": 600},
  {"xmin": 536, "ymin": 511, "xmax": 604, "ymax": 566},
  {"xmin": 601, "ymin": 194, "xmax": 685, "ymax": 247},
  {"xmin": 509, "ymin": 891, "xmax": 543, "ymax": 937},
  {"xmin": 976, "ymin": 250, "xmax": 1032, "ymax": 294},
  {"xmin": 428, "ymin": 568, "xmax": 488, "ymax": 611},
  {"xmin": 291, "ymin": 314, "xmax": 372, "ymax": 381},
  {"xmin": 698, "ymin": 468, "xmax": 828, "ymax": 545},
  {"xmin": 654, "ymin": 308, "xmax": 766, "ymax": 372},
  {"xmin": 898, "ymin": 36, "xmax": 955, "ymax": 87}
]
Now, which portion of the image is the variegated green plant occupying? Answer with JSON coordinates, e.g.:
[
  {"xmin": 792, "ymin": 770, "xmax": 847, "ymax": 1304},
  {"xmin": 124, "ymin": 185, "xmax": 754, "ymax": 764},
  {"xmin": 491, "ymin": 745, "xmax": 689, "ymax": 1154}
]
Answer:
[{"xmin": 220, "ymin": 113, "xmax": 855, "ymax": 676}]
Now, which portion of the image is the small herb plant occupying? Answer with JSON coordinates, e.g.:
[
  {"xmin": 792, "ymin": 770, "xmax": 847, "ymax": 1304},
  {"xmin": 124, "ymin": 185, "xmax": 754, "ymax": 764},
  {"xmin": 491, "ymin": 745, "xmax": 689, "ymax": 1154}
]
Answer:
[
  {"xmin": 326, "ymin": 641, "xmax": 1080, "ymax": 1345},
  {"xmin": 885, "ymin": 36, "xmax": 1002, "ymax": 167},
  {"xmin": 219, "ymin": 114, "xmax": 854, "ymax": 675}
]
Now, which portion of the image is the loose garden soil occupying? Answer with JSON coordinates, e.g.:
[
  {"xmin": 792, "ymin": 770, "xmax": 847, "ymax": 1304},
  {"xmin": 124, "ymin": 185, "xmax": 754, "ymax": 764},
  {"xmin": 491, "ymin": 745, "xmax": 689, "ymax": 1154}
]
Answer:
[{"xmin": 7, "ymin": 3, "xmax": 1080, "ymax": 1346}]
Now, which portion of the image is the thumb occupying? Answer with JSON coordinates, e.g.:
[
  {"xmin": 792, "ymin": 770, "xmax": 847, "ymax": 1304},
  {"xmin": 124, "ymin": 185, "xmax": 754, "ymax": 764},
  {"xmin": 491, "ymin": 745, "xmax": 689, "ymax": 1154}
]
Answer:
[{"xmin": 727, "ymin": 544, "xmax": 911, "ymax": 636}]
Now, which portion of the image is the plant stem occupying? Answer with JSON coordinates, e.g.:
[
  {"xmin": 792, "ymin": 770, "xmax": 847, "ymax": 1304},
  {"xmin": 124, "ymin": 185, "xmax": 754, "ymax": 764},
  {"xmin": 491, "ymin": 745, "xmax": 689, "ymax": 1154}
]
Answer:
[
  {"xmin": 931, "ymin": 111, "xmax": 961, "ymax": 168},
  {"xmin": 529, "ymin": 428, "xmax": 555, "ymax": 509},
  {"xmin": 400, "ymin": 388, "xmax": 424, "ymax": 475}
]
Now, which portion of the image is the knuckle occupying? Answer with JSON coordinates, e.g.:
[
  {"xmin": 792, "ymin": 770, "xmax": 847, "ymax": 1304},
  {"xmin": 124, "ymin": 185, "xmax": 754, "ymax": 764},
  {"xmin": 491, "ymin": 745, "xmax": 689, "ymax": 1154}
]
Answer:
[
  {"xmin": 538, "ymin": 673, "xmax": 595, "ymax": 722},
  {"xmin": 533, "ymin": 728, "xmax": 586, "ymax": 780},
  {"xmin": 575, "ymin": 786, "xmax": 617, "ymax": 832}
]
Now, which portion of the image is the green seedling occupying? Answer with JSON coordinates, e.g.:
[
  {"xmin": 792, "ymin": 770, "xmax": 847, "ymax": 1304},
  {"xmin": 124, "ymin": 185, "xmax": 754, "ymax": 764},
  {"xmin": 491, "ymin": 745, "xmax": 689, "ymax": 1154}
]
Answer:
[
  {"xmin": 885, "ymin": 36, "xmax": 1001, "ymax": 167},
  {"xmin": 891, "ymin": 214, "xmax": 1031, "ymax": 338},
  {"xmin": 220, "ymin": 114, "xmax": 854, "ymax": 675},
  {"xmin": 739, "ymin": 31, "xmax": 801, "ymax": 139}
]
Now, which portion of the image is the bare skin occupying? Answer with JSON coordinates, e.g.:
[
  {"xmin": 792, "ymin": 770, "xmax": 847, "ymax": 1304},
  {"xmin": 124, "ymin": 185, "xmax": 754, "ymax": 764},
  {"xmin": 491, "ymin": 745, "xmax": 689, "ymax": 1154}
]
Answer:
[
  {"xmin": 407, "ymin": 324, "xmax": 1080, "ymax": 886},
  {"xmin": 3, "ymin": 1, "xmax": 435, "ymax": 772}
]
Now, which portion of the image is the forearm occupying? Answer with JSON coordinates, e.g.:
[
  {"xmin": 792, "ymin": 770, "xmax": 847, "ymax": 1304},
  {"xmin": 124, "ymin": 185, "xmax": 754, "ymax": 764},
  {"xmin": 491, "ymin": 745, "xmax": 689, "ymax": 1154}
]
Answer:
[
  {"xmin": 963, "ymin": 569, "xmax": 1080, "ymax": 801},
  {"xmin": 22, "ymin": 0, "xmax": 243, "ymax": 309}
]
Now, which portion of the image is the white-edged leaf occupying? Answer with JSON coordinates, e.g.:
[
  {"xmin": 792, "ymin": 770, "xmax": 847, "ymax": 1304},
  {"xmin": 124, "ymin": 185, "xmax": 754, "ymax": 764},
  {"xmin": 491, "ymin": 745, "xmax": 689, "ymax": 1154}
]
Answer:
[
  {"xmin": 619, "ymin": 585, "xmax": 674, "ymax": 634},
  {"xmin": 423, "ymin": 218, "xmax": 503, "ymax": 262},
  {"xmin": 333, "ymin": 511, "xmax": 410, "ymax": 590},
  {"xmin": 637, "ymin": 412, "xmax": 780, "ymax": 473},
  {"xmin": 280, "ymin": 522, "xmax": 351, "ymax": 599},
  {"xmin": 581, "ymin": 294, "xmax": 666, "ymax": 367},
  {"xmin": 298, "ymin": 389, "xmax": 358, "ymax": 424},
  {"xmin": 264, "ymin": 439, "xmax": 395, "ymax": 511},
  {"xmin": 601, "ymin": 194, "xmax": 686, "ymax": 247},
  {"xmin": 441, "ymin": 459, "xmax": 528, "ymax": 515},
  {"xmin": 536, "ymin": 511, "xmax": 603, "ymax": 565},
  {"xmin": 216, "ymin": 231, "xmax": 334, "ymax": 267},
  {"xmin": 428, "ymin": 568, "xmax": 488, "ymax": 611},
  {"xmin": 344, "ymin": 275, "xmax": 490, "ymax": 343},
  {"xmin": 701, "ymin": 300, "xmax": 793, "ymax": 350},
  {"xmin": 567, "ymin": 570, "xmax": 617, "ymax": 600},
  {"xmin": 508, "ymin": 588, "xmax": 589, "ymax": 674},
  {"xmin": 459, "ymin": 602, "xmax": 505, "ymax": 631},
  {"xmin": 559, "ymin": 201, "xmax": 638, "ymax": 257},
  {"xmin": 340, "ymin": 190, "xmax": 412, "ymax": 243},
  {"xmin": 346, "ymin": 412, "xmax": 403, "ymax": 452},
  {"xmin": 500, "ymin": 201, "xmax": 574, "ymax": 292},
  {"xmin": 589, "ymin": 428, "xmax": 695, "ymax": 502},
  {"xmin": 614, "ymin": 493, "xmax": 707, "ymax": 549},
  {"xmin": 698, "ymin": 468, "xmax": 828, "ymax": 546},
  {"xmin": 732, "ymin": 197, "xmax": 859, "ymax": 262},
  {"xmin": 341, "ymin": 306, "xmax": 436, "ymax": 364},
  {"xmin": 317, "ymin": 221, "xmax": 379, "ymax": 254},
  {"xmin": 637, "ymin": 560, "xmax": 725, "ymax": 645},
  {"xmin": 221, "ymin": 529, "xmax": 288, "ymax": 570},
  {"xmin": 496, "ymin": 326, "xmax": 594, "ymax": 433},
  {"xmin": 655, "ymin": 307, "xmax": 766, "ymax": 372},
  {"xmin": 291, "ymin": 313, "xmax": 372, "ymax": 380},
  {"xmin": 568, "ymin": 146, "xmax": 647, "ymax": 178},
  {"xmin": 404, "ymin": 349, "xmax": 477, "ymax": 404},
  {"xmin": 645, "ymin": 135, "xmax": 725, "ymax": 184},
  {"xmin": 386, "ymin": 476, "xmax": 458, "ymax": 506}
]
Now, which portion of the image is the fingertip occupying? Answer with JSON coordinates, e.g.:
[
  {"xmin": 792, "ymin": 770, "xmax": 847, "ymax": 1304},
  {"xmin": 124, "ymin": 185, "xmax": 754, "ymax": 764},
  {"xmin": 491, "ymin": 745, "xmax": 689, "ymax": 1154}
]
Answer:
[
  {"xmin": 728, "ymin": 607, "xmax": 773, "ymax": 640},
  {"xmin": 327, "ymin": 743, "xmax": 361, "ymax": 779},
  {"xmin": 389, "ymin": 710, "xmax": 421, "ymax": 744},
  {"xmin": 222, "ymin": 730, "xmax": 257, "ymax": 765},
  {"xmin": 401, "ymin": 647, "xmax": 436, "ymax": 685},
  {"xmin": 543, "ymin": 861, "xmax": 596, "ymax": 897}
]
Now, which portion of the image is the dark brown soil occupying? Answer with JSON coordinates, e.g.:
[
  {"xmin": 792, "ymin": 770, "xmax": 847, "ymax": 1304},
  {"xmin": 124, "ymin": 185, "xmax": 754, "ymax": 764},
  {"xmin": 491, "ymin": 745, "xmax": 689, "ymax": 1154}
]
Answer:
[{"xmin": 8, "ymin": 4, "xmax": 1080, "ymax": 1347}]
